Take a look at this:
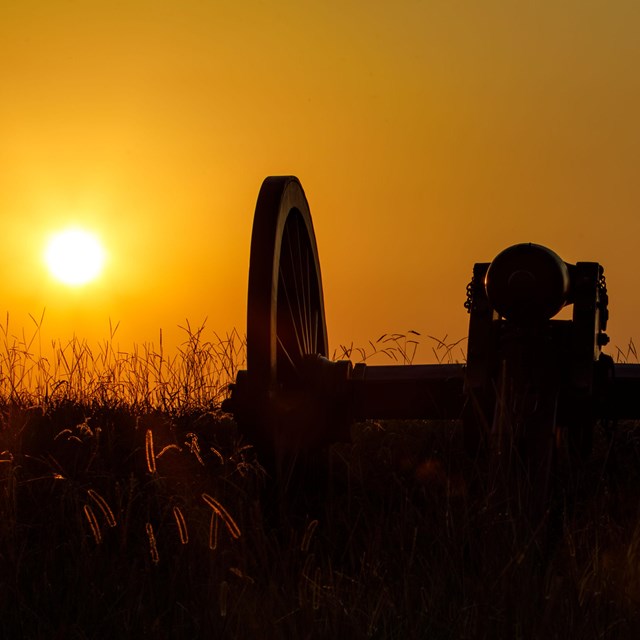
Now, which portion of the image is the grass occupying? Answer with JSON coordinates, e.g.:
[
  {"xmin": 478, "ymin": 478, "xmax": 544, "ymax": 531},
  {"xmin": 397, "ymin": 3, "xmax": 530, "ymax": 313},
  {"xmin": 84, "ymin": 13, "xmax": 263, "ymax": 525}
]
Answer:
[
  {"xmin": 1, "ymin": 324, "xmax": 640, "ymax": 638},
  {"xmin": 0, "ymin": 313, "xmax": 244, "ymax": 410}
]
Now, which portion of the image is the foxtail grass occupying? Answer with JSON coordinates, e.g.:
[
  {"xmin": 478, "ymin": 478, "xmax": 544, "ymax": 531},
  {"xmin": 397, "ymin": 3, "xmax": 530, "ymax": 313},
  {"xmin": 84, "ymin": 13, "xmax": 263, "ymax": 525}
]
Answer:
[{"xmin": 0, "ymin": 323, "xmax": 639, "ymax": 638}]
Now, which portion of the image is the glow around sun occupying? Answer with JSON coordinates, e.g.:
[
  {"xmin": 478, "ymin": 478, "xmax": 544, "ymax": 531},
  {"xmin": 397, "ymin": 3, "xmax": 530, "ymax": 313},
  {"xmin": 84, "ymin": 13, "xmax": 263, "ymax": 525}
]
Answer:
[{"xmin": 45, "ymin": 228, "xmax": 106, "ymax": 286}]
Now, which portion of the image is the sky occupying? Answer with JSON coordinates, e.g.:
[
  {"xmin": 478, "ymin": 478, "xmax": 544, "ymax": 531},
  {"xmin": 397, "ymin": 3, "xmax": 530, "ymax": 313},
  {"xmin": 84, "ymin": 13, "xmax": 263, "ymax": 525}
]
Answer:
[{"xmin": 1, "ymin": 0, "xmax": 639, "ymax": 362}]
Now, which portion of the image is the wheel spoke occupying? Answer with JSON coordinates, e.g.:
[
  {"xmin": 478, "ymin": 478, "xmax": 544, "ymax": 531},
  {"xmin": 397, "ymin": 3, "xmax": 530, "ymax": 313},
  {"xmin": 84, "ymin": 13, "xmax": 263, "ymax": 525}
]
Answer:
[
  {"xmin": 303, "ymin": 237, "xmax": 314, "ymax": 354},
  {"xmin": 277, "ymin": 212, "xmax": 322, "ymax": 369},
  {"xmin": 288, "ymin": 217, "xmax": 310, "ymax": 355},
  {"xmin": 277, "ymin": 335, "xmax": 299, "ymax": 374},
  {"xmin": 295, "ymin": 219, "xmax": 312, "ymax": 355},
  {"xmin": 278, "ymin": 263, "xmax": 305, "ymax": 360},
  {"xmin": 312, "ymin": 308, "xmax": 318, "ymax": 354}
]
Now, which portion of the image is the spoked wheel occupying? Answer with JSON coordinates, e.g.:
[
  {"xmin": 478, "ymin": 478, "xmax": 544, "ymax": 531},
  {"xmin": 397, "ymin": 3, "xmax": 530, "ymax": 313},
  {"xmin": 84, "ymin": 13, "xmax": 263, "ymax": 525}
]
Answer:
[
  {"xmin": 231, "ymin": 177, "xmax": 350, "ymax": 499},
  {"xmin": 247, "ymin": 176, "xmax": 328, "ymax": 399}
]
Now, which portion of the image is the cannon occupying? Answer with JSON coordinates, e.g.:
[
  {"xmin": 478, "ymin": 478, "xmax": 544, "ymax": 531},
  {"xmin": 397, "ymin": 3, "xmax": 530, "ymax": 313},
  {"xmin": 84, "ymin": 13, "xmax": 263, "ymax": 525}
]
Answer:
[{"xmin": 222, "ymin": 176, "xmax": 640, "ymax": 503}]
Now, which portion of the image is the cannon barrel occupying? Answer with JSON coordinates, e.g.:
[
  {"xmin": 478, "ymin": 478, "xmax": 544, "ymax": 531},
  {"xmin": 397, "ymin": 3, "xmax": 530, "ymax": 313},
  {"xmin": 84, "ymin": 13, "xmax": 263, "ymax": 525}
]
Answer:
[{"xmin": 485, "ymin": 243, "xmax": 571, "ymax": 322}]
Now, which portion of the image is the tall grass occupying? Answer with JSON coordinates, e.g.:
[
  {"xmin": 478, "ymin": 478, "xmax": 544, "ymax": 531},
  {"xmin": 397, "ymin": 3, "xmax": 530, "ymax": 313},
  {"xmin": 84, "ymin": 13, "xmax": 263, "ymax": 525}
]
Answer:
[
  {"xmin": 333, "ymin": 331, "xmax": 466, "ymax": 365},
  {"xmin": 0, "ymin": 324, "xmax": 639, "ymax": 638},
  {"xmin": 0, "ymin": 314, "xmax": 244, "ymax": 411}
]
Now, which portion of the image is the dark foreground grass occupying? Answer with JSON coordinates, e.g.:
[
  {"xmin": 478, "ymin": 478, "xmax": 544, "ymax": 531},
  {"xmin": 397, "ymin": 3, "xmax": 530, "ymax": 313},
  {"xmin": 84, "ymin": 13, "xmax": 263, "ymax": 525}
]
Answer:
[
  {"xmin": 1, "ymin": 326, "xmax": 640, "ymax": 638},
  {"xmin": 2, "ymin": 404, "xmax": 640, "ymax": 639}
]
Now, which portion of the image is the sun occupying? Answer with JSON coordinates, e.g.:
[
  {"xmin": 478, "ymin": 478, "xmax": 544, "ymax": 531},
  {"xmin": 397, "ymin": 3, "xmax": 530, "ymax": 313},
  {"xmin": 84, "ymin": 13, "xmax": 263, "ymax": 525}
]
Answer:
[{"xmin": 45, "ymin": 228, "xmax": 106, "ymax": 286}]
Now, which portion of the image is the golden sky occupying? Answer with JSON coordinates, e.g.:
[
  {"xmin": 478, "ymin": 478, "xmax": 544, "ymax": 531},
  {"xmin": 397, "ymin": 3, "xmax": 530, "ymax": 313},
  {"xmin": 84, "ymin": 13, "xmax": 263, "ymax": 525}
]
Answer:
[{"xmin": 1, "ymin": 0, "xmax": 639, "ymax": 360}]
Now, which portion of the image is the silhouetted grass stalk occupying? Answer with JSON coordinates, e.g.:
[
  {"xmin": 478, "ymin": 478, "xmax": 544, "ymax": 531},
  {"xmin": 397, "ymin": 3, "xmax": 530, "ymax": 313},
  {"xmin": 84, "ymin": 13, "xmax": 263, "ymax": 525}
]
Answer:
[{"xmin": 0, "ymin": 314, "xmax": 245, "ymax": 411}]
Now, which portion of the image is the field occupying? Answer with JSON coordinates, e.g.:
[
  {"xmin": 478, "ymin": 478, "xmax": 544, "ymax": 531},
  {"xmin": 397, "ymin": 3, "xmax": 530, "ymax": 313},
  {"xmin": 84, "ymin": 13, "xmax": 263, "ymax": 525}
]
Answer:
[{"xmin": 1, "ymin": 324, "xmax": 640, "ymax": 639}]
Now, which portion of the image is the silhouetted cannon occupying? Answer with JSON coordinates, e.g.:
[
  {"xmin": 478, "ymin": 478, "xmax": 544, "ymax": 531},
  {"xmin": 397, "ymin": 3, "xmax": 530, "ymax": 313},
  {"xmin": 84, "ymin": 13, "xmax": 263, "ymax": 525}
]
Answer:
[{"xmin": 222, "ymin": 176, "xmax": 640, "ymax": 505}]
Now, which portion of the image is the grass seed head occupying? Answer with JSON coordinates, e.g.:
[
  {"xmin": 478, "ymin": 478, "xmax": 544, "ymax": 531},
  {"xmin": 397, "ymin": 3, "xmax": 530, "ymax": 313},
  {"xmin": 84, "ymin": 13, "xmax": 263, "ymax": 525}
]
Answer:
[
  {"xmin": 146, "ymin": 522, "xmax": 160, "ymax": 564},
  {"xmin": 202, "ymin": 493, "xmax": 241, "ymax": 540},
  {"xmin": 83, "ymin": 504, "xmax": 102, "ymax": 545}
]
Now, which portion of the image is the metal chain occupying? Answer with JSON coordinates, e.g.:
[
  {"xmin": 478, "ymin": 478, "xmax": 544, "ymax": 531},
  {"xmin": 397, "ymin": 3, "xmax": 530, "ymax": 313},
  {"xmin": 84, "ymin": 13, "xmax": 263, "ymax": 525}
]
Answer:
[
  {"xmin": 598, "ymin": 267, "xmax": 609, "ymax": 331},
  {"xmin": 464, "ymin": 275, "xmax": 474, "ymax": 313}
]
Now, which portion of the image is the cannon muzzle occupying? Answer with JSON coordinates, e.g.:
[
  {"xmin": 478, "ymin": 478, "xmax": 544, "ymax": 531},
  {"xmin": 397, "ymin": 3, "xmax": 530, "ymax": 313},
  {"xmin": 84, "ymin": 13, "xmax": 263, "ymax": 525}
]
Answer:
[{"xmin": 485, "ymin": 243, "xmax": 571, "ymax": 323}]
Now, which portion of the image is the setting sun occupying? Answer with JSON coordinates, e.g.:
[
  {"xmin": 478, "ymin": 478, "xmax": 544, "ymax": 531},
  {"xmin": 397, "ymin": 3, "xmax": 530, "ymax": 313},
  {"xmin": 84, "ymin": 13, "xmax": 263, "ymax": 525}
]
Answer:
[{"xmin": 44, "ymin": 229, "xmax": 106, "ymax": 286}]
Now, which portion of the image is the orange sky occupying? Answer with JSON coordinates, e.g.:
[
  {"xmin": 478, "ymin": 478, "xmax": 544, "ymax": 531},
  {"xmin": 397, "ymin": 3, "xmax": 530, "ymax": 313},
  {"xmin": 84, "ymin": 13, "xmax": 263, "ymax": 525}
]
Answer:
[{"xmin": 1, "ymin": 0, "xmax": 639, "ymax": 362}]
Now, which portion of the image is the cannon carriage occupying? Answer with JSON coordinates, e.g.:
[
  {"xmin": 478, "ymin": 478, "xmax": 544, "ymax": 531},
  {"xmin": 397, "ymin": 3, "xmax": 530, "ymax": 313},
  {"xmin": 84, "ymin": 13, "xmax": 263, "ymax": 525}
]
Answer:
[{"xmin": 222, "ymin": 176, "xmax": 640, "ymax": 502}]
